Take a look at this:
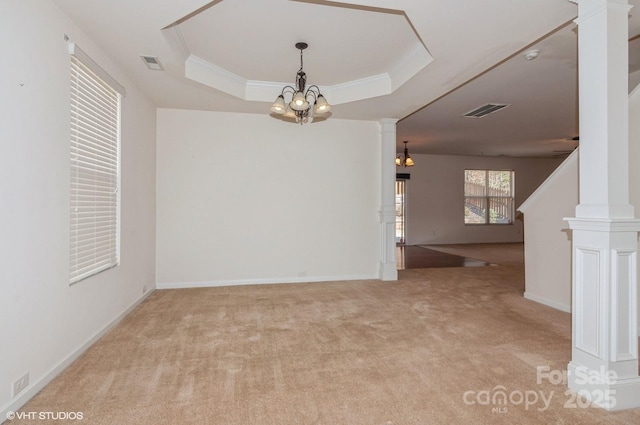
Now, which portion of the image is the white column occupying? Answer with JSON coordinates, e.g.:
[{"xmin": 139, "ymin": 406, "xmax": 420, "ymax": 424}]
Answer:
[
  {"xmin": 565, "ymin": 0, "xmax": 640, "ymax": 411},
  {"xmin": 379, "ymin": 118, "xmax": 398, "ymax": 281}
]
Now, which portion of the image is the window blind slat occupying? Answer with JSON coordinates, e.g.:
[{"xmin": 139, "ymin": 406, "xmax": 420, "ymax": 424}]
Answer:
[
  {"xmin": 72, "ymin": 171, "xmax": 118, "ymax": 184},
  {"xmin": 72, "ymin": 70, "xmax": 119, "ymax": 104},
  {"xmin": 73, "ymin": 160, "xmax": 117, "ymax": 172},
  {"xmin": 72, "ymin": 95, "xmax": 118, "ymax": 125},
  {"xmin": 72, "ymin": 109, "xmax": 118, "ymax": 142},
  {"xmin": 71, "ymin": 224, "xmax": 117, "ymax": 234},
  {"xmin": 72, "ymin": 88, "xmax": 118, "ymax": 117},
  {"xmin": 71, "ymin": 112, "xmax": 118, "ymax": 141},
  {"xmin": 71, "ymin": 217, "xmax": 117, "ymax": 226}
]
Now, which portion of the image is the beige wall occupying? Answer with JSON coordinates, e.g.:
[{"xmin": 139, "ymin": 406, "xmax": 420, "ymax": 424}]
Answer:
[
  {"xmin": 519, "ymin": 152, "xmax": 577, "ymax": 312},
  {"xmin": 156, "ymin": 109, "xmax": 382, "ymax": 287},
  {"xmin": 403, "ymin": 154, "xmax": 563, "ymax": 245}
]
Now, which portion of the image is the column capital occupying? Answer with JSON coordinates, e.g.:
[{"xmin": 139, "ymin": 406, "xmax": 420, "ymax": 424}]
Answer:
[
  {"xmin": 568, "ymin": 0, "xmax": 630, "ymax": 6},
  {"xmin": 564, "ymin": 217, "xmax": 640, "ymax": 232},
  {"xmin": 379, "ymin": 118, "xmax": 399, "ymax": 135},
  {"xmin": 570, "ymin": 0, "xmax": 632, "ymax": 24}
]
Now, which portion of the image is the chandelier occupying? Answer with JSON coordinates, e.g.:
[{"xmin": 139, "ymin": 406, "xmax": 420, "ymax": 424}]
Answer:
[
  {"xmin": 270, "ymin": 42, "xmax": 331, "ymax": 124},
  {"xmin": 396, "ymin": 141, "xmax": 415, "ymax": 167}
]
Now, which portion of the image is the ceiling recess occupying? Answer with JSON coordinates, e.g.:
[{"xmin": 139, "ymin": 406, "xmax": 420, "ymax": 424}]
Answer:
[{"xmin": 463, "ymin": 103, "xmax": 510, "ymax": 118}]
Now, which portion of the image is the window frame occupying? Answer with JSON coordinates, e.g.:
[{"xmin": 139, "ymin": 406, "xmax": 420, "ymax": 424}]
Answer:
[
  {"xmin": 464, "ymin": 169, "xmax": 515, "ymax": 226},
  {"xmin": 395, "ymin": 178, "xmax": 407, "ymax": 243},
  {"xmin": 69, "ymin": 43, "xmax": 125, "ymax": 285}
]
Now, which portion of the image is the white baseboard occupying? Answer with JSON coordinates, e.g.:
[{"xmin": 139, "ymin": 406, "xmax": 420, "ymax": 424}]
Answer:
[
  {"xmin": 156, "ymin": 274, "xmax": 379, "ymax": 289},
  {"xmin": 524, "ymin": 295, "xmax": 640, "ymax": 337},
  {"xmin": 524, "ymin": 292, "xmax": 571, "ymax": 313},
  {"xmin": 0, "ymin": 288, "xmax": 155, "ymax": 424}
]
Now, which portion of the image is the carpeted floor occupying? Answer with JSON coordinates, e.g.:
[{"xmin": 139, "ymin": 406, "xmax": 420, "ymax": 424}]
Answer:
[{"xmin": 8, "ymin": 243, "xmax": 640, "ymax": 424}]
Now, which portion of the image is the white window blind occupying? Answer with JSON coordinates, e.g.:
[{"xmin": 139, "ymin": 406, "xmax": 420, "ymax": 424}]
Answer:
[{"xmin": 69, "ymin": 46, "xmax": 123, "ymax": 284}]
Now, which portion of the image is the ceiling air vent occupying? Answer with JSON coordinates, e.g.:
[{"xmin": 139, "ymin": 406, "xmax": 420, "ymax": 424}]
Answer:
[
  {"xmin": 463, "ymin": 103, "xmax": 510, "ymax": 118},
  {"xmin": 140, "ymin": 55, "xmax": 164, "ymax": 71}
]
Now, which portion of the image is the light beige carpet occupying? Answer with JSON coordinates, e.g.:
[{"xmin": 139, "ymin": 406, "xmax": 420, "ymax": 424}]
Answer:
[{"xmin": 10, "ymin": 243, "xmax": 640, "ymax": 424}]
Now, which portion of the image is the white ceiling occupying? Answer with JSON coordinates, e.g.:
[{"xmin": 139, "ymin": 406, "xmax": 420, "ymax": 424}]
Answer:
[{"xmin": 52, "ymin": 0, "xmax": 640, "ymax": 157}]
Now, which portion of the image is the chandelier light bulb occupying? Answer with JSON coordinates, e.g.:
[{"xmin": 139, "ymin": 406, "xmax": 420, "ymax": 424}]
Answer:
[
  {"xmin": 315, "ymin": 94, "xmax": 331, "ymax": 113},
  {"xmin": 270, "ymin": 95, "xmax": 286, "ymax": 114},
  {"xmin": 290, "ymin": 91, "xmax": 309, "ymax": 111}
]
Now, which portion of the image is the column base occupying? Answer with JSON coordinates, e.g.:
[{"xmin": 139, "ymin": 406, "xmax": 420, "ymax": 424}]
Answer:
[
  {"xmin": 379, "ymin": 261, "xmax": 397, "ymax": 281},
  {"xmin": 567, "ymin": 361, "xmax": 640, "ymax": 410}
]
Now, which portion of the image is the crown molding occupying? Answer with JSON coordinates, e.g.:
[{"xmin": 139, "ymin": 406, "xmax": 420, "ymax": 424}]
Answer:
[{"xmin": 180, "ymin": 42, "xmax": 431, "ymax": 105}]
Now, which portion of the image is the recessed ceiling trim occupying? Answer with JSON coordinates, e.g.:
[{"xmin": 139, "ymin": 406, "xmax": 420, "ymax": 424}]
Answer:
[
  {"xmin": 323, "ymin": 73, "xmax": 391, "ymax": 105},
  {"xmin": 182, "ymin": 46, "xmax": 432, "ymax": 105},
  {"xmin": 161, "ymin": 26, "xmax": 190, "ymax": 61},
  {"xmin": 389, "ymin": 43, "xmax": 433, "ymax": 91},
  {"xmin": 185, "ymin": 55, "xmax": 247, "ymax": 99}
]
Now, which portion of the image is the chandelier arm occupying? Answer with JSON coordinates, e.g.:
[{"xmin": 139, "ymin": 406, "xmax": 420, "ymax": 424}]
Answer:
[
  {"xmin": 280, "ymin": 85, "xmax": 296, "ymax": 99},
  {"xmin": 307, "ymin": 85, "xmax": 322, "ymax": 101}
]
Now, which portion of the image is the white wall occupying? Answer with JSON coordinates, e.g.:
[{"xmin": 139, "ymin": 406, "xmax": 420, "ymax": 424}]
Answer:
[
  {"xmin": 403, "ymin": 154, "xmax": 563, "ymax": 245},
  {"xmin": 630, "ymin": 84, "xmax": 640, "ymax": 335},
  {"xmin": 156, "ymin": 109, "xmax": 381, "ymax": 287},
  {"xmin": 518, "ymin": 151, "xmax": 578, "ymax": 312},
  {"xmin": 0, "ymin": 0, "xmax": 156, "ymax": 417}
]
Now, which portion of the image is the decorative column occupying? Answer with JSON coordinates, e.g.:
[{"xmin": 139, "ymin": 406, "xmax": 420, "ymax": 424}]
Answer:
[
  {"xmin": 379, "ymin": 118, "xmax": 398, "ymax": 281},
  {"xmin": 565, "ymin": 0, "xmax": 640, "ymax": 410}
]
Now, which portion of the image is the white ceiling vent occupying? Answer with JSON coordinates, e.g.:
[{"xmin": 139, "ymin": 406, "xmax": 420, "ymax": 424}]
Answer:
[
  {"xmin": 463, "ymin": 103, "xmax": 510, "ymax": 118},
  {"xmin": 140, "ymin": 55, "xmax": 164, "ymax": 71}
]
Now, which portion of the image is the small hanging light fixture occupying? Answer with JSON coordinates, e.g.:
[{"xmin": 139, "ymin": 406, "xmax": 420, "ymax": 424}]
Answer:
[
  {"xmin": 396, "ymin": 141, "xmax": 415, "ymax": 167},
  {"xmin": 270, "ymin": 42, "xmax": 331, "ymax": 124}
]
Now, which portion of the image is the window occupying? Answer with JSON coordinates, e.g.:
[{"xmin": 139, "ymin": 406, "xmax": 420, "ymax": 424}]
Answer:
[
  {"xmin": 464, "ymin": 170, "xmax": 514, "ymax": 225},
  {"xmin": 69, "ymin": 44, "xmax": 125, "ymax": 284}
]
